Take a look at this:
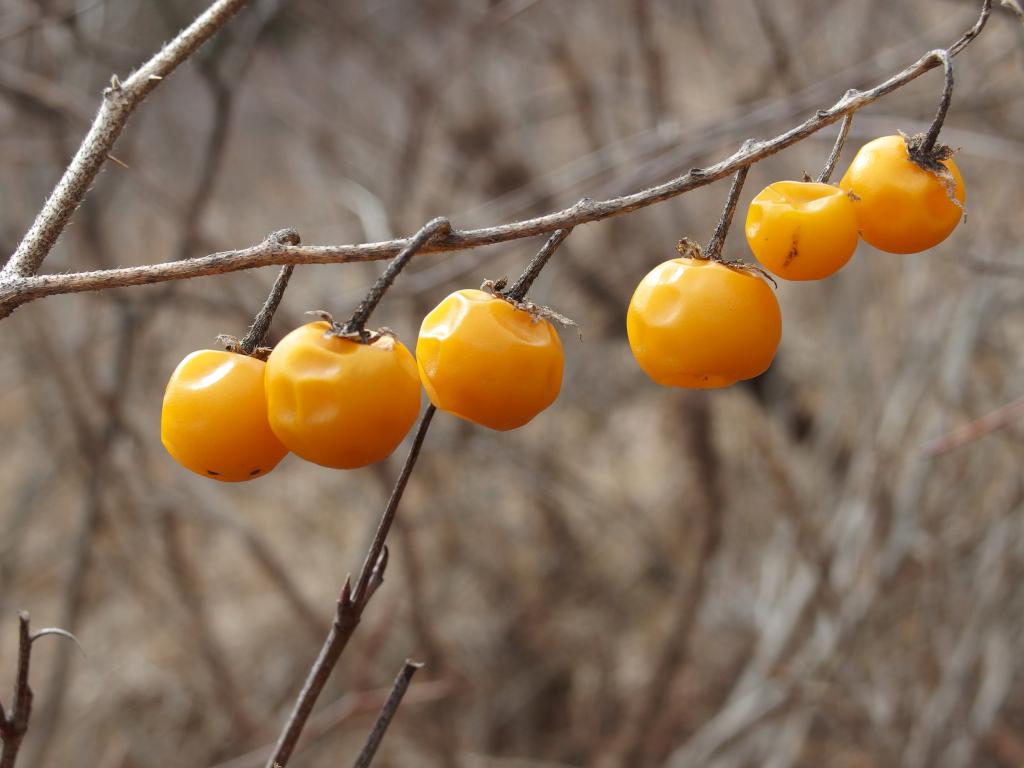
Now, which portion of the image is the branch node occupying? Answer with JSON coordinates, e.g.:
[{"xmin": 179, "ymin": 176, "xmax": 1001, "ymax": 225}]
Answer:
[{"xmin": 268, "ymin": 228, "xmax": 301, "ymax": 247}]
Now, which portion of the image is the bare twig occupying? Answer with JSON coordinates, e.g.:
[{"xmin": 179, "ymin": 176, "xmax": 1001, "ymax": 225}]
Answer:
[
  {"xmin": 923, "ymin": 394, "xmax": 1024, "ymax": 455},
  {"xmin": 0, "ymin": 0, "xmax": 250, "ymax": 282},
  {"xmin": 236, "ymin": 265, "xmax": 295, "ymax": 352},
  {"xmin": 212, "ymin": 678, "xmax": 452, "ymax": 768},
  {"xmin": 238, "ymin": 245, "xmax": 299, "ymax": 353},
  {"xmin": 0, "ymin": 0, "xmax": 994, "ymax": 318},
  {"xmin": 817, "ymin": 107, "xmax": 854, "ymax": 183},
  {"xmin": 921, "ymin": 49, "xmax": 954, "ymax": 153},
  {"xmin": 0, "ymin": 614, "xmax": 77, "ymax": 768},
  {"xmin": 503, "ymin": 227, "xmax": 574, "ymax": 302},
  {"xmin": 351, "ymin": 660, "xmax": 423, "ymax": 768},
  {"xmin": 704, "ymin": 149, "xmax": 753, "ymax": 261},
  {"xmin": 0, "ymin": 613, "xmax": 33, "ymax": 768},
  {"xmin": 351, "ymin": 406, "xmax": 437, "ymax": 606},
  {"xmin": 341, "ymin": 218, "xmax": 451, "ymax": 339},
  {"xmin": 266, "ymin": 406, "xmax": 437, "ymax": 768}
]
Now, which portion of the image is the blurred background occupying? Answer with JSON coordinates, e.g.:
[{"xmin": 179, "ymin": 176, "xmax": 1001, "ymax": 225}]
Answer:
[{"xmin": 1, "ymin": 1, "xmax": 1023, "ymax": 766}]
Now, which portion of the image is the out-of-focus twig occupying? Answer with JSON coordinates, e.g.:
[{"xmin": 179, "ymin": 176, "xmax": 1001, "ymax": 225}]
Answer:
[
  {"xmin": 923, "ymin": 394, "xmax": 1024, "ymax": 455},
  {"xmin": 161, "ymin": 511, "xmax": 257, "ymax": 740},
  {"xmin": 24, "ymin": 302, "xmax": 139, "ymax": 768},
  {"xmin": 212, "ymin": 678, "xmax": 453, "ymax": 768},
  {"xmin": 351, "ymin": 660, "xmax": 423, "ymax": 768}
]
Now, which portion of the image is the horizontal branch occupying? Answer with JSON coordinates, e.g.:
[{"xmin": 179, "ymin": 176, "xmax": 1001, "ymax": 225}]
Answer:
[{"xmin": 0, "ymin": 0, "xmax": 991, "ymax": 320}]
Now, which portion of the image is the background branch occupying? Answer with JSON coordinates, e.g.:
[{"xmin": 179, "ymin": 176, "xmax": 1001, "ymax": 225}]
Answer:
[{"xmin": 0, "ymin": 0, "xmax": 249, "ymax": 282}]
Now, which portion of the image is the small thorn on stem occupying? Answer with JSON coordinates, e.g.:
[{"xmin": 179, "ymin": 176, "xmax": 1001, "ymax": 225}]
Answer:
[
  {"xmin": 30, "ymin": 628, "xmax": 85, "ymax": 657},
  {"xmin": 338, "ymin": 575, "xmax": 354, "ymax": 610}
]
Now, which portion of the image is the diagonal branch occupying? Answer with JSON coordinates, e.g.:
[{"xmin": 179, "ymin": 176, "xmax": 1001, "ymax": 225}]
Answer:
[
  {"xmin": 0, "ymin": 0, "xmax": 994, "ymax": 319},
  {"xmin": 265, "ymin": 406, "xmax": 437, "ymax": 768},
  {"xmin": 0, "ymin": 0, "xmax": 250, "ymax": 282}
]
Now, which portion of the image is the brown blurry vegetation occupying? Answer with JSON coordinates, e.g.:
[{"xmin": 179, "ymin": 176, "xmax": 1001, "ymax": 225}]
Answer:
[{"xmin": 1, "ymin": 1, "xmax": 1023, "ymax": 766}]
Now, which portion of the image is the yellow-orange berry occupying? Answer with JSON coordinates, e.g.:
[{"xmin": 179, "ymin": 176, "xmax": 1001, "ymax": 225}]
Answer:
[
  {"xmin": 265, "ymin": 322, "xmax": 422, "ymax": 469},
  {"xmin": 840, "ymin": 134, "xmax": 964, "ymax": 254},
  {"xmin": 745, "ymin": 181, "xmax": 859, "ymax": 280},
  {"xmin": 627, "ymin": 258, "xmax": 781, "ymax": 388},
  {"xmin": 417, "ymin": 289, "xmax": 564, "ymax": 431},
  {"xmin": 161, "ymin": 350, "xmax": 288, "ymax": 482}
]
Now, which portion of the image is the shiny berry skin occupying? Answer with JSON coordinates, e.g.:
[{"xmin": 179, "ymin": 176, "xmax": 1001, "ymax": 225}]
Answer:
[
  {"xmin": 416, "ymin": 289, "xmax": 564, "ymax": 431},
  {"xmin": 161, "ymin": 350, "xmax": 288, "ymax": 482},
  {"xmin": 839, "ymin": 134, "xmax": 965, "ymax": 254},
  {"xmin": 627, "ymin": 258, "xmax": 781, "ymax": 388},
  {"xmin": 745, "ymin": 180, "xmax": 859, "ymax": 281},
  {"xmin": 265, "ymin": 321, "xmax": 422, "ymax": 469}
]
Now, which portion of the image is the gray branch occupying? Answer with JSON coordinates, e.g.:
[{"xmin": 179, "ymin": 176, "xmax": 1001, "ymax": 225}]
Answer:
[{"xmin": 0, "ymin": 0, "xmax": 250, "ymax": 283}]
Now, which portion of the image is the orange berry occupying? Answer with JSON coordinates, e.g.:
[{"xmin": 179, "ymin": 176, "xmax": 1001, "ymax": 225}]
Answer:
[
  {"xmin": 417, "ymin": 289, "xmax": 564, "ymax": 430},
  {"xmin": 840, "ymin": 134, "xmax": 964, "ymax": 254},
  {"xmin": 161, "ymin": 350, "xmax": 288, "ymax": 481},
  {"xmin": 627, "ymin": 258, "xmax": 781, "ymax": 388},
  {"xmin": 265, "ymin": 322, "xmax": 421, "ymax": 469},
  {"xmin": 745, "ymin": 180, "xmax": 859, "ymax": 280}
]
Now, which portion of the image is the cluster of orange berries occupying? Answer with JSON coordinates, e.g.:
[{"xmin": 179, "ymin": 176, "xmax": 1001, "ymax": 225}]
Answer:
[
  {"xmin": 628, "ymin": 134, "xmax": 965, "ymax": 387},
  {"xmin": 161, "ymin": 288, "xmax": 563, "ymax": 481},
  {"xmin": 161, "ymin": 133, "xmax": 964, "ymax": 482}
]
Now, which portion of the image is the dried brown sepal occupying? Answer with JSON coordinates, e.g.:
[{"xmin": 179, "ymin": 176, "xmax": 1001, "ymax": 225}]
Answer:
[
  {"xmin": 303, "ymin": 309, "xmax": 397, "ymax": 345},
  {"xmin": 305, "ymin": 309, "xmax": 336, "ymax": 326},
  {"xmin": 720, "ymin": 259, "xmax": 779, "ymax": 289},
  {"xmin": 480, "ymin": 278, "xmax": 579, "ymax": 332},
  {"xmin": 216, "ymin": 334, "xmax": 272, "ymax": 361},
  {"xmin": 675, "ymin": 237, "xmax": 706, "ymax": 261},
  {"xmin": 671, "ymin": 238, "xmax": 774, "ymax": 286},
  {"xmin": 901, "ymin": 131, "xmax": 964, "ymax": 210}
]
